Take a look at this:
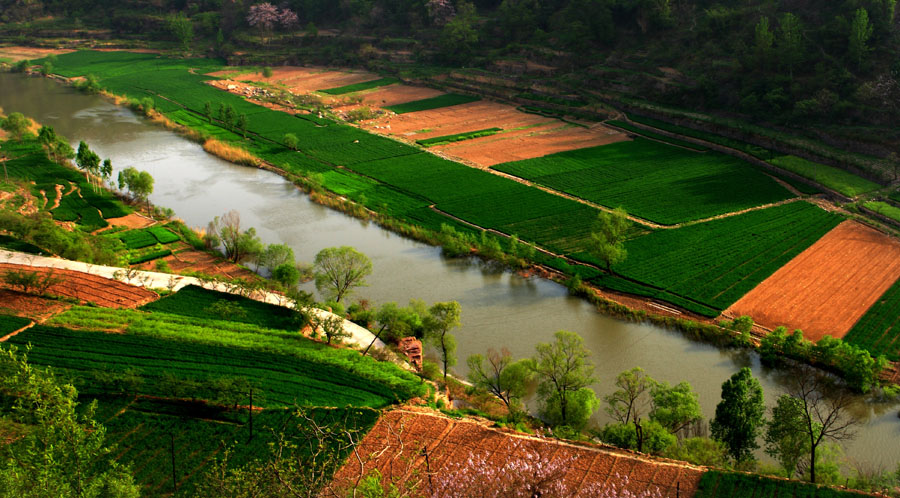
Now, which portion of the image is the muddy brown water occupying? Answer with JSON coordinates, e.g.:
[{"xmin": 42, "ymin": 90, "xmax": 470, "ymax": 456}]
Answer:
[{"xmin": 1, "ymin": 72, "xmax": 897, "ymax": 468}]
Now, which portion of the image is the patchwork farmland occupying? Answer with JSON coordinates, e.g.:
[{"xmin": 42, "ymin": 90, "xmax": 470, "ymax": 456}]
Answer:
[{"xmin": 727, "ymin": 221, "xmax": 900, "ymax": 342}]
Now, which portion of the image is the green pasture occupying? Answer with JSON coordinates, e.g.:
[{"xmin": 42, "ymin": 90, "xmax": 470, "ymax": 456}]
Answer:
[
  {"xmin": 843, "ymin": 277, "xmax": 900, "ymax": 361},
  {"xmin": 769, "ymin": 155, "xmax": 880, "ymax": 197}
]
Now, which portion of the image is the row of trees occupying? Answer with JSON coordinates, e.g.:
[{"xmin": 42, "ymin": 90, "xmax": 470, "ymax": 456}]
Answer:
[{"xmin": 466, "ymin": 330, "xmax": 868, "ymax": 485}]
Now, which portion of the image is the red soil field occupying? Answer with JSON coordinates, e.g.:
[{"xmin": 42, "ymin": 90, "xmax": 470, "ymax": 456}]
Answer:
[
  {"xmin": 214, "ymin": 66, "xmax": 377, "ymax": 97},
  {"xmin": 332, "ymin": 408, "xmax": 703, "ymax": 497},
  {"xmin": 0, "ymin": 263, "xmax": 158, "ymax": 309},
  {"xmin": 357, "ymin": 85, "xmax": 444, "ymax": 108},
  {"xmin": 136, "ymin": 249, "xmax": 258, "ymax": 281},
  {"xmin": 726, "ymin": 221, "xmax": 900, "ymax": 341},
  {"xmin": 0, "ymin": 289, "xmax": 70, "ymax": 321}
]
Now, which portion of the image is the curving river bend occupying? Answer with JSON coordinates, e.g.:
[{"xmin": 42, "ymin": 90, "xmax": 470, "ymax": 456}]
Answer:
[{"xmin": 1, "ymin": 72, "xmax": 897, "ymax": 468}]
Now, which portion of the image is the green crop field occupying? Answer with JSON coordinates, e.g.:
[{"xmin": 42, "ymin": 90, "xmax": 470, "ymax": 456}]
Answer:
[
  {"xmin": 0, "ymin": 314, "xmax": 31, "ymax": 335},
  {"xmin": 0, "ymin": 140, "xmax": 131, "ymax": 229},
  {"xmin": 768, "ymin": 156, "xmax": 881, "ymax": 197},
  {"xmin": 8, "ymin": 322, "xmax": 424, "ymax": 407},
  {"xmin": 628, "ymin": 114, "xmax": 776, "ymax": 160},
  {"xmin": 606, "ymin": 120, "xmax": 708, "ymax": 151},
  {"xmin": 128, "ymin": 248, "xmax": 172, "ymax": 264},
  {"xmin": 610, "ymin": 202, "xmax": 843, "ymax": 311},
  {"xmin": 695, "ymin": 470, "xmax": 865, "ymax": 497},
  {"xmin": 384, "ymin": 93, "xmax": 480, "ymax": 114},
  {"xmin": 843, "ymin": 277, "xmax": 900, "ymax": 361},
  {"xmin": 116, "ymin": 226, "xmax": 180, "ymax": 249},
  {"xmin": 319, "ymin": 77, "xmax": 400, "ymax": 95},
  {"xmin": 863, "ymin": 200, "xmax": 900, "ymax": 223},
  {"xmin": 417, "ymin": 128, "xmax": 502, "ymax": 147},
  {"xmin": 493, "ymin": 139, "xmax": 793, "ymax": 224},
  {"xmin": 140, "ymin": 285, "xmax": 303, "ymax": 330}
]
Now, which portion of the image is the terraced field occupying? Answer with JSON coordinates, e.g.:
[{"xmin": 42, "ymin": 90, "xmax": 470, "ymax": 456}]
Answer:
[{"xmin": 493, "ymin": 139, "xmax": 793, "ymax": 225}]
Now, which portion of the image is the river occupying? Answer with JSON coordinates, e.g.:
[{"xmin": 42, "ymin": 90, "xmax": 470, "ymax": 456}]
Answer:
[{"xmin": 1, "ymin": 72, "xmax": 897, "ymax": 469}]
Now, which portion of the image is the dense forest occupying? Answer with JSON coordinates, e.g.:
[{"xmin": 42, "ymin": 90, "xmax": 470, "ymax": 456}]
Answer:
[{"xmin": 1, "ymin": 1, "xmax": 898, "ymax": 154}]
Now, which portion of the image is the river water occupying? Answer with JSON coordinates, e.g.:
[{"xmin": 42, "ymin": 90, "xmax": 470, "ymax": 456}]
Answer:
[{"xmin": 1, "ymin": 72, "xmax": 897, "ymax": 468}]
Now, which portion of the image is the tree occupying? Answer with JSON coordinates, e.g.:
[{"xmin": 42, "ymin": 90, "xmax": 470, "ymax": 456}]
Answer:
[
  {"xmin": 310, "ymin": 313, "xmax": 350, "ymax": 345},
  {"xmin": 272, "ymin": 262, "xmax": 300, "ymax": 288},
  {"xmin": 258, "ymin": 243, "xmax": 295, "ymax": 273},
  {"xmin": 37, "ymin": 126, "xmax": 74, "ymax": 164},
  {"xmin": 598, "ymin": 418, "xmax": 675, "ymax": 455},
  {"xmin": 283, "ymin": 133, "xmax": 299, "ymax": 150},
  {"xmin": 531, "ymin": 330, "xmax": 596, "ymax": 428},
  {"xmin": 765, "ymin": 394, "xmax": 810, "ymax": 478},
  {"xmin": 782, "ymin": 367, "xmax": 858, "ymax": 483},
  {"xmin": 849, "ymin": 8, "xmax": 874, "ymax": 71},
  {"xmin": 467, "ymin": 348, "xmax": 534, "ymax": 413},
  {"xmin": 753, "ymin": 17, "xmax": 774, "ymax": 70},
  {"xmin": 76, "ymin": 141, "xmax": 101, "ymax": 192},
  {"xmin": 1, "ymin": 112, "xmax": 30, "ymax": 140},
  {"xmin": 209, "ymin": 210, "xmax": 263, "ymax": 263},
  {"xmin": 591, "ymin": 207, "xmax": 629, "ymax": 271},
  {"xmin": 649, "ymin": 380, "xmax": 702, "ymax": 434},
  {"xmin": 100, "ymin": 159, "xmax": 113, "ymax": 188},
  {"xmin": 438, "ymin": 1, "xmax": 478, "ymax": 64},
  {"xmin": 262, "ymin": 66, "xmax": 273, "ymax": 78},
  {"xmin": 247, "ymin": 3, "xmax": 298, "ymax": 45},
  {"xmin": 604, "ymin": 367, "xmax": 654, "ymax": 425},
  {"xmin": 425, "ymin": 301, "xmax": 461, "ymax": 383},
  {"xmin": 236, "ymin": 114, "xmax": 247, "ymax": 137},
  {"xmin": 117, "ymin": 167, "xmax": 154, "ymax": 212},
  {"xmin": 204, "ymin": 102, "xmax": 213, "ymax": 122},
  {"xmin": 778, "ymin": 13, "xmax": 804, "ymax": 79},
  {"xmin": 0, "ymin": 346, "xmax": 140, "ymax": 497},
  {"xmin": 711, "ymin": 367, "xmax": 765, "ymax": 464},
  {"xmin": 313, "ymin": 246, "xmax": 373, "ymax": 303},
  {"xmin": 167, "ymin": 12, "xmax": 194, "ymax": 52}
]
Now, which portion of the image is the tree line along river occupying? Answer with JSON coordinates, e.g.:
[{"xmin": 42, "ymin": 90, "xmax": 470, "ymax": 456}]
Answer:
[{"xmin": 0, "ymin": 72, "xmax": 897, "ymax": 468}]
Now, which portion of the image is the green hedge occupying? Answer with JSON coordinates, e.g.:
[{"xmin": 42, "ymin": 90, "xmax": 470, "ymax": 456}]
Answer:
[
  {"xmin": 128, "ymin": 249, "xmax": 171, "ymax": 264},
  {"xmin": 768, "ymin": 156, "xmax": 881, "ymax": 197},
  {"xmin": 417, "ymin": 127, "xmax": 502, "ymax": 147}
]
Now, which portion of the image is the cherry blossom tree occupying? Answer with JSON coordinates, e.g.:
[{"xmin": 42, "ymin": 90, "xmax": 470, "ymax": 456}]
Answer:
[{"xmin": 247, "ymin": 2, "xmax": 299, "ymax": 44}]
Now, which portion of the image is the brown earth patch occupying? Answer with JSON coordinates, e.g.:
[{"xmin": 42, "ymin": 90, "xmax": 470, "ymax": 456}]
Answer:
[
  {"xmin": 103, "ymin": 212, "xmax": 155, "ymax": 230},
  {"xmin": 726, "ymin": 221, "xmax": 900, "ymax": 341},
  {"xmin": 332, "ymin": 409, "xmax": 703, "ymax": 497},
  {"xmin": 354, "ymin": 84, "xmax": 444, "ymax": 108},
  {"xmin": 0, "ymin": 289, "xmax": 70, "ymax": 321},
  {"xmin": 143, "ymin": 249, "xmax": 258, "ymax": 281},
  {"xmin": 0, "ymin": 46, "xmax": 74, "ymax": 62},
  {"xmin": 220, "ymin": 66, "xmax": 377, "ymax": 97},
  {"xmin": 0, "ymin": 263, "xmax": 158, "ymax": 309}
]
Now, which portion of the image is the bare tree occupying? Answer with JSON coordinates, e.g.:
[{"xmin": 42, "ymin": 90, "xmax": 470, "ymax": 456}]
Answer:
[
  {"xmin": 787, "ymin": 367, "xmax": 859, "ymax": 483},
  {"xmin": 604, "ymin": 367, "xmax": 654, "ymax": 425}
]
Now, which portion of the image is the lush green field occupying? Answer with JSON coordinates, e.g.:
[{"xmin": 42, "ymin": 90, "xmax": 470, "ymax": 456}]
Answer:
[
  {"xmin": 116, "ymin": 226, "xmax": 179, "ymax": 249},
  {"xmin": 0, "ymin": 314, "xmax": 31, "ymax": 335},
  {"xmin": 384, "ymin": 93, "xmax": 480, "ymax": 114},
  {"xmin": 843, "ymin": 277, "xmax": 900, "ymax": 361},
  {"xmin": 890, "ymin": 191, "xmax": 900, "ymax": 203},
  {"xmin": 606, "ymin": 120, "xmax": 709, "ymax": 151},
  {"xmin": 695, "ymin": 470, "xmax": 865, "ymax": 497},
  {"xmin": 610, "ymin": 202, "xmax": 843, "ymax": 311},
  {"xmin": 8, "ymin": 323, "xmax": 423, "ymax": 407},
  {"xmin": 417, "ymin": 127, "xmax": 502, "ymax": 147},
  {"xmin": 0, "ymin": 140, "xmax": 131, "ymax": 230},
  {"xmin": 128, "ymin": 248, "xmax": 172, "ymax": 264},
  {"xmin": 493, "ymin": 139, "xmax": 793, "ymax": 224},
  {"xmin": 140, "ymin": 285, "xmax": 303, "ymax": 331},
  {"xmin": 769, "ymin": 156, "xmax": 881, "ymax": 197},
  {"xmin": 319, "ymin": 76, "xmax": 399, "ymax": 95},
  {"xmin": 863, "ymin": 200, "xmax": 900, "ymax": 223}
]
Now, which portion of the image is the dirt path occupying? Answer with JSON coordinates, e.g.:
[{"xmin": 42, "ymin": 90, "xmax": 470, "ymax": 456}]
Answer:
[{"xmin": 0, "ymin": 321, "xmax": 34, "ymax": 343}]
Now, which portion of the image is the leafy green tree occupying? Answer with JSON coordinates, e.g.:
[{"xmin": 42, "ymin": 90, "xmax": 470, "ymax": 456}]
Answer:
[
  {"xmin": 283, "ymin": 132, "xmax": 300, "ymax": 150},
  {"xmin": 38, "ymin": 126, "xmax": 74, "ymax": 164},
  {"xmin": 313, "ymin": 246, "xmax": 373, "ymax": 302},
  {"xmin": 778, "ymin": 13, "xmax": 804, "ymax": 79},
  {"xmin": 711, "ymin": 367, "xmax": 765, "ymax": 464},
  {"xmin": 849, "ymin": 8, "xmax": 874, "ymax": 71},
  {"xmin": 531, "ymin": 330, "xmax": 597, "ymax": 428},
  {"xmin": 0, "ymin": 347, "xmax": 140, "ymax": 498},
  {"xmin": 167, "ymin": 12, "xmax": 194, "ymax": 52},
  {"xmin": 604, "ymin": 366, "xmax": 654, "ymax": 425},
  {"xmin": 649, "ymin": 380, "xmax": 702, "ymax": 434},
  {"xmin": 425, "ymin": 301, "xmax": 461, "ymax": 383},
  {"xmin": 117, "ymin": 167, "xmax": 154, "ymax": 212},
  {"xmin": 258, "ymin": 243, "xmax": 295, "ymax": 273},
  {"xmin": 236, "ymin": 114, "xmax": 248, "ymax": 137},
  {"xmin": 591, "ymin": 207, "xmax": 629, "ymax": 272},
  {"xmin": 262, "ymin": 66, "xmax": 273, "ymax": 78},
  {"xmin": 765, "ymin": 394, "xmax": 809, "ymax": 478},
  {"xmin": 438, "ymin": 1, "xmax": 478, "ymax": 64},
  {"xmin": 272, "ymin": 262, "xmax": 301, "ymax": 288},
  {"xmin": 598, "ymin": 418, "xmax": 675, "ymax": 455},
  {"xmin": 76, "ymin": 141, "xmax": 101, "ymax": 191},
  {"xmin": 753, "ymin": 17, "xmax": 774, "ymax": 70},
  {"xmin": 467, "ymin": 348, "xmax": 535, "ymax": 413},
  {"xmin": 210, "ymin": 210, "xmax": 263, "ymax": 263},
  {"xmin": 1, "ymin": 112, "xmax": 30, "ymax": 141},
  {"xmin": 204, "ymin": 101, "xmax": 213, "ymax": 122}
]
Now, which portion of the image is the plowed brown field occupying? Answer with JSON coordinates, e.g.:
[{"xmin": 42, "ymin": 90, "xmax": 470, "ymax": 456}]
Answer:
[
  {"xmin": 0, "ymin": 289, "xmax": 70, "ymax": 321},
  {"xmin": 215, "ymin": 67, "xmax": 377, "ymax": 96},
  {"xmin": 726, "ymin": 221, "xmax": 900, "ymax": 341},
  {"xmin": 0, "ymin": 264, "xmax": 158, "ymax": 308},
  {"xmin": 332, "ymin": 409, "xmax": 703, "ymax": 497},
  {"xmin": 138, "ymin": 249, "xmax": 257, "ymax": 281}
]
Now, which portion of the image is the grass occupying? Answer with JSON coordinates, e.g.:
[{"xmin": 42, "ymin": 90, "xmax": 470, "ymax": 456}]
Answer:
[
  {"xmin": 628, "ymin": 114, "xmax": 776, "ymax": 160},
  {"xmin": 416, "ymin": 127, "xmax": 502, "ymax": 147},
  {"xmin": 768, "ymin": 156, "xmax": 881, "ymax": 197},
  {"xmin": 609, "ymin": 202, "xmax": 843, "ymax": 311},
  {"xmin": 319, "ymin": 77, "xmax": 400, "ymax": 95},
  {"xmin": 0, "ymin": 234, "xmax": 43, "ymax": 254},
  {"xmin": 384, "ymin": 93, "xmax": 480, "ymax": 114},
  {"xmin": 8, "ymin": 323, "xmax": 423, "ymax": 407},
  {"xmin": 128, "ymin": 248, "xmax": 171, "ymax": 264},
  {"xmin": 493, "ymin": 139, "xmax": 793, "ymax": 225},
  {"xmin": 0, "ymin": 315, "xmax": 31, "ymax": 335},
  {"xmin": 695, "ymin": 470, "xmax": 866, "ymax": 497},
  {"xmin": 863, "ymin": 200, "xmax": 900, "ymax": 223},
  {"xmin": 139, "ymin": 285, "xmax": 302, "ymax": 331},
  {"xmin": 843, "ymin": 277, "xmax": 900, "ymax": 361}
]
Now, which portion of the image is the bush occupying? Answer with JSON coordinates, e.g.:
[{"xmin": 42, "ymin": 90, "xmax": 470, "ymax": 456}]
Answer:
[{"xmin": 597, "ymin": 419, "xmax": 676, "ymax": 455}]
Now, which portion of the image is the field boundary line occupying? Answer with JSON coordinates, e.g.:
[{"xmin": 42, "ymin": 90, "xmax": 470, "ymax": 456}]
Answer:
[{"xmin": 0, "ymin": 320, "xmax": 34, "ymax": 342}]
